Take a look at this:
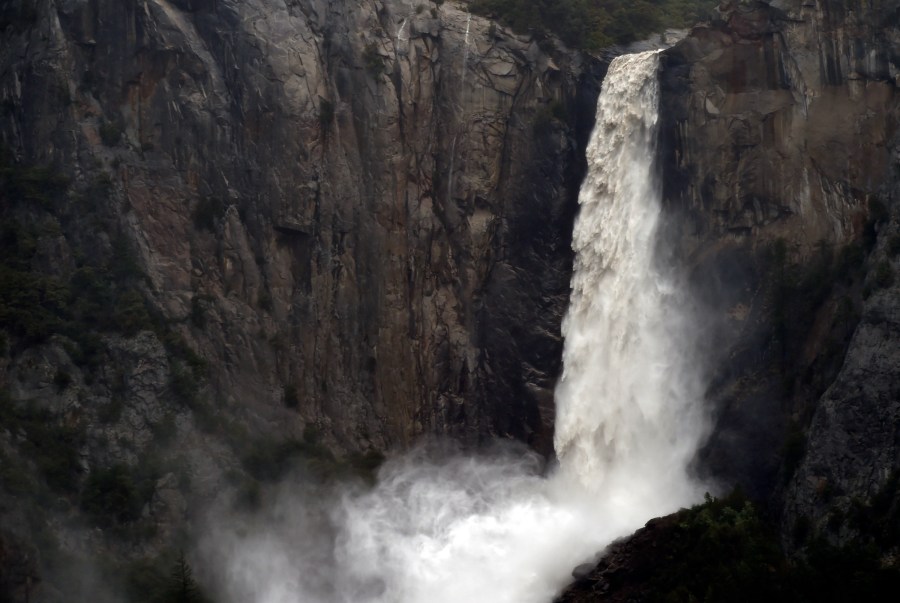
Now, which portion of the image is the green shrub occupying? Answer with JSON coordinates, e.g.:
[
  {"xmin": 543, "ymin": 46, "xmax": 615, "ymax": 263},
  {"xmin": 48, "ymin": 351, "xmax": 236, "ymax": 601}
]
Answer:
[
  {"xmin": 123, "ymin": 556, "xmax": 171, "ymax": 603},
  {"xmin": 0, "ymin": 264, "xmax": 67, "ymax": 343},
  {"xmin": 835, "ymin": 242, "xmax": 865, "ymax": 283},
  {"xmin": 318, "ymin": 99, "xmax": 335, "ymax": 131},
  {"xmin": 800, "ymin": 536, "xmax": 900, "ymax": 602},
  {"xmin": 0, "ymin": 0, "xmax": 39, "ymax": 30},
  {"xmin": 113, "ymin": 288, "xmax": 154, "ymax": 336},
  {"xmin": 67, "ymin": 331, "xmax": 106, "ymax": 370},
  {"xmin": 191, "ymin": 198, "xmax": 225, "ymax": 232},
  {"xmin": 234, "ymin": 477, "xmax": 262, "ymax": 511},
  {"xmin": 781, "ymin": 421, "xmax": 806, "ymax": 482},
  {"xmin": 81, "ymin": 464, "xmax": 143, "ymax": 526},
  {"xmin": 241, "ymin": 436, "xmax": 335, "ymax": 482},
  {"xmin": 108, "ymin": 234, "xmax": 144, "ymax": 281},
  {"xmin": 550, "ymin": 99, "xmax": 567, "ymax": 121},
  {"xmin": 863, "ymin": 197, "xmax": 889, "ymax": 250},
  {"xmin": 162, "ymin": 553, "xmax": 209, "ymax": 603},
  {"xmin": 190, "ymin": 295, "xmax": 208, "ymax": 329},
  {"xmin": 161, "ymin": 333, "xmax": 207, "ymax": 376},
  {"xmin": 532, "ymin": 106, "xmax": 554, "ymax": 137},
  {"xmin": 0, "ymin": 389, "xmax": 84, "ymax": 494},
  {"xmin": 257, "ymin": 290, "xmax": 273, "ymax": 311},
  {"xmin": 283, "ymin": 384, "xmax": 299, "ymax": 409},
  {"xmin": 151, "ymin": 413, "xmax": 178, "ymax": 444},
  {"xmin": 0, "ymin": 219, "xmax": 70, "ymax": 342},
  {"xmin": 170, "ymin": 363, "xmax": 200, "ymax": 407},
  {"xmin": 363, "ymin": 43, "xmax": 385, "ymax": 78},
  {"xmin": 12, "ymin": 404, "xmax": 85, "ymax": 493},
  {"xmin": 0, "ymin": 164, "xmax": 69, "ymax": 208},
  {"xmin": 123, "ymin": 552, "xmax": 213, "ymax": 603},
  {"xmin": 0, "ymin": 449, "xmax": 33, "ymax": 496},
  {"xmin": 846, "ymin": 470, "xmax": 900, "ymax": 547},
  {"xmin": 887, "ymin": 233, "xmax": 900, "ymax": 258},
  {"xmin": 98, "ymin": 396, "xmax": 125, "ymax": 424},
  {"xmin": 99, "ymin": 121, "xmax": 122, "ymax": 147},
  {"xmin": 633, "ymin": 491, "xmax": 789, "ymax": 601},
  {"xmin": 53, "ymin": 369, "xmax": 72, "ymax": 392},
  {"xmin": 872, "ymin": 260, "xmax": 894, "ymax": 289}
]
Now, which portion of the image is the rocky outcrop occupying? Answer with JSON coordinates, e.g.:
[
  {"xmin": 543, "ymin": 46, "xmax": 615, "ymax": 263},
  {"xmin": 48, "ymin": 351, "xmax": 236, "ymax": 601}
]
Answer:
[
  {"xmin": 782, "ymin": 183, "xmax": 900, "ymax": 547},
  {"xmin": 0, "ymin": 0, "xmax": 603, "ymax": 456},
  {"xmin": 659, "ymin": 0, "xmax": 900, "ymax": 541},
  {"xmin": 555, "ymin": 516, "xmax": 682, "ymax": 603},
  {"xmin": 662, "ymin": 0, "xmax": 897, "ymax": 249}
]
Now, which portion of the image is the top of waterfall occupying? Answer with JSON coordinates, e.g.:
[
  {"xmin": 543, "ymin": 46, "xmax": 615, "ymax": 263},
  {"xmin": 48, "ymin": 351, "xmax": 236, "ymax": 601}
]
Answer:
[{"xmin": 600, "ymin": 29, "xmax": 687, "ymax": 62}]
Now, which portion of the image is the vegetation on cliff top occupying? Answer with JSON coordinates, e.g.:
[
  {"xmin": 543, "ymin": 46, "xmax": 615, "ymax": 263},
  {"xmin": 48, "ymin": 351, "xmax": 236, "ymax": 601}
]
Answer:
[{"xmin": 469, "ymin": 0, "xmax": 720, "ymax": 49}]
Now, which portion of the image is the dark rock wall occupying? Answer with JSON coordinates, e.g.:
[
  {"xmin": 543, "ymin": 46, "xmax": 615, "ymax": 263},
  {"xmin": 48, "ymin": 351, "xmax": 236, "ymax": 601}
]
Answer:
[
  {"xmin": 0, "ymin": 2, "xmax": 605, "ymax": 591},
  {"xmin": 659, "ymin": 0, "xmax": 900, "ymax": 543},
  {"xmin": 0, "ymin": 0, "xmax": 603, "ymax": 457}
]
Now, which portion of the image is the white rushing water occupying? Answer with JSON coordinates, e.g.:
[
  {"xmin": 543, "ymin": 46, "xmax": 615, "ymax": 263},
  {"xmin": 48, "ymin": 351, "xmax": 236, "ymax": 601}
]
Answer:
[
  {"xmin": 204, "ymin": 50, "xmax": 708, "ymax": 603},
  {"xmin": 554, "ymin": 50, "xmax": 707, "ymax": 507}
]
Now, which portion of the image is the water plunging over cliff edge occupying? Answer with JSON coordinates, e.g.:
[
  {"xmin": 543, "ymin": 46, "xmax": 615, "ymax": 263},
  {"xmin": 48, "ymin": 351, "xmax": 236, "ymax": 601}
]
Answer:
[
  {"xmin": 555, "ymin": 50, "xmax": 707, "ymax": 507},
  {"xmin": 201, "ymin": 50, "xmax": 709, "ymax": 603}
]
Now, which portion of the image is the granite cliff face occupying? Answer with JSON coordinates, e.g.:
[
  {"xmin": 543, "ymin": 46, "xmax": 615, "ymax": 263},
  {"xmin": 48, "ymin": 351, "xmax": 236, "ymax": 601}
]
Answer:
[
  {"xmin": 558, "ymin": 2, "xmax": 900, "ymax": 595},
  {"xmin": 0, "ymin": 0, "xmax": 602, "ymax": 593},
  {"xmin": 657, "ymin": 0, "xmax": 900, "ymax": 546},
  {"xmin": 662, "ymin": 0, "xmax": 898, "ymax": 249},
  {"xmin": 0, "ymin": 0, "xmax": 602, "ymax": 452}
]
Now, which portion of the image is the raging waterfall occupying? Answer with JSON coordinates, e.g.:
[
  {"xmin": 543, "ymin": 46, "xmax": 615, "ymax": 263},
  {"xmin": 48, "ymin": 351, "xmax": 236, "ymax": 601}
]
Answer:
[
  {"xmin": 204, "ymin": 50, "xmax": 708, "ymax": 603},
  {"xmin": 554, "ymin": 50, "xmax": 707, "ymax": 508}
]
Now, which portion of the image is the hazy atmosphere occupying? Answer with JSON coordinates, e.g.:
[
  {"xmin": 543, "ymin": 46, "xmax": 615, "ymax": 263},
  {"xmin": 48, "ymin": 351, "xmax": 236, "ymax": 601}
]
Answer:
[{"xmin": 2, "ymin": 1, "xmax": 899, "ymax": 602}]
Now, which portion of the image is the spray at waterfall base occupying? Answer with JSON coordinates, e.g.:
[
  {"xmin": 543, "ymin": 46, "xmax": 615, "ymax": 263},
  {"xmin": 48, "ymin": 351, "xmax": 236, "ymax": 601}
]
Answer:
[{"xmin": 200, "ymin": 50, "xmax": 710, "ymax": 603}]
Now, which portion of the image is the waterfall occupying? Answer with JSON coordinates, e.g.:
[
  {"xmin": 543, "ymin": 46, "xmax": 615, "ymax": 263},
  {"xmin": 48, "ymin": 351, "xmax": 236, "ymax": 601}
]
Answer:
[
  {"xmin": 204, "ymin": 50, "xmax": 708, "ymax": 603},
  {"xmin": 554, "ymin": 50, "xmax": 706, "ymax": 506}
]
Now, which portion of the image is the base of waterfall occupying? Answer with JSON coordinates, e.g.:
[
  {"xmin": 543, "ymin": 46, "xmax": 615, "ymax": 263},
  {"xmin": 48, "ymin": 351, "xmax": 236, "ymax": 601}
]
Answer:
[
  {"xmin": 198, "ymin": 440, "xmax": 703, "ymax": 603},
  {"xmin": 198, "ymin": 49, "xmax": 708, "ymax": 603}
]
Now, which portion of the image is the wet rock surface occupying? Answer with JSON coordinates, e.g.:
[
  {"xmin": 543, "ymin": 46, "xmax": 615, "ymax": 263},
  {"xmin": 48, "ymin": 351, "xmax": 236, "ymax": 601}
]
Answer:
[{"xmin": 658, "ymin": 0, "xmax": 900, "ymax": 515}]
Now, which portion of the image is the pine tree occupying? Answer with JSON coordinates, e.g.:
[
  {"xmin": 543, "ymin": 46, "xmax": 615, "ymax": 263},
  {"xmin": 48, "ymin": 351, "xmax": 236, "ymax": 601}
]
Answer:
[{"xmin": 161, "ymin": 553, "xmax": 206, "ymax": 603}]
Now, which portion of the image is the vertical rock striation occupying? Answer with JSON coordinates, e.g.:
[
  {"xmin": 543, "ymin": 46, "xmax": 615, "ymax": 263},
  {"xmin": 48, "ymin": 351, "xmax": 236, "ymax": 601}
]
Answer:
[
  {"xmin": 0, "ymin": 0, "xmax": 604, "ymax": 456},
  {"xmin": 658, "ymin": 0, "xmax": 900, "ymax": 543}
]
